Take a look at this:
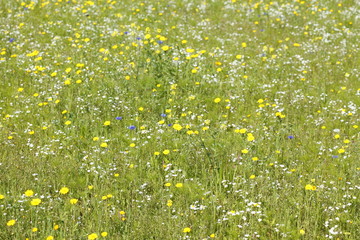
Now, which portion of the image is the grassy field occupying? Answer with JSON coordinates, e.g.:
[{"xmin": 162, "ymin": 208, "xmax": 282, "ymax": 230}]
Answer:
[{"xmin": 0, "ymin": 0, "xmax": 359, "ymax": 239}]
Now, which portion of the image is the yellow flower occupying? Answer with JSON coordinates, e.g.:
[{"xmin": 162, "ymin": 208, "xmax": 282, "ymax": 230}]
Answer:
[
  {"xmin": 173, "ymin": 124, "xmax": 183, "ymax": 131},
  {"xmin": 30, "ymin": 198, "xmax": 42, "ymax": 206},
  {"xmin": 338, "ymin": 148, "xmax": 345, "ymax": 154},
  {"xmin": 129, "ymin": 143, "xmax": 136, "ymax": 147},
  {"xmin": 163, "ymin": 149, "xmax": 170, "ymax": 155},
  {"xmin": 167, "ymin": 200, "xmax": 173, "ymax": 207},
  {"xmin": 24, "ymin": 190, "xmax": 34, "ymax": 197},
  {"xmin": 214, "ymin": 98, "xmax": 221, "ymax": 103},
  {"xmin": 161, "ymin": 45, "xmax": 169, "ymax": 51},
  {"xmin": 299, "ymin": 229, "xmax": 305, "ymax": 235},
  {"xmin": 103, "ymin": 121, "xmax": 111, "ymax": 126},
  {"xmin": 241, "ymin": 42, "xmax": 247, "ymax": 48},
  {"xmin": 305, "ymin": 184, "xmax": 316, "ymax": 191},
  {"xmin": 46, "ymin": 236, "xmax": 54, "ymax": 240},
  {"xmin": 88, "ymin": 233, "xmax": 98, "ymax": 240},
  {"xmin": 241, "ymin": 149, "xmax": 249, "ymax": 154},
  {"xmin": 183, "ymin": 227, "xmax": 191, "ymax": 233},
  {"xmin": 70, "ymin": 198, "xmax": 78, "ymax": 204},
  {"xmin": 247, "ymin": 133, "xmax": 255, "ymax": 141},
  {"xmin": 59, "ymin": 187, "xmax": 69, "ymax": 194},
  {"xmin": 6, "ymin": 219, "xmax": 16, "ymax": 226},
  {"xmin": 93, "ymin": 137, "xmax": 99, "ymax": 141},
  {"xmin": 175, "ymin": 183, "xmax": 183, "ymax": 188},
  {"xmin": 0, "ymin": 194, "xmax": 5, "ymax": 199},
  {"xmin": 100, "ymin": 142, "xmax": 108, "ymax": 148},
  {"xmin": 249, "ymin": 175, "xmax": 256, "ymax": 179},
  {"xmin": 32, "ymin": 227, "xmax": 38, "ymax": 232},
  {"xmin": 64, "ymin": 120, "xmax": 71, "ymax": 125},
  {"xmin": 164, "ymin": 183, "xmax": 171, "ymax": 187},
  {"xmin": 101, "ymin": 232, "xmax": 108, "ymax": 237}
]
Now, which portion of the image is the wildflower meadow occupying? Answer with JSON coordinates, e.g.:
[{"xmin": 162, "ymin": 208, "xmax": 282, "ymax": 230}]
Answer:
[{"xmin": 0, "ymin": 0, "xmax": 359, "ymax": 239}]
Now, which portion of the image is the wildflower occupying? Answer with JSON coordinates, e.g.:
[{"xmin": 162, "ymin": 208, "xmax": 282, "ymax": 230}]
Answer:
[
  {"xmin": 163, "ymin": 149, "xmax": 170, "ymax": 155},
  {"xmin": 59, "ymin": 187, "xmax": 69, "ymax": 194},
  {"xmin": 65, "ymin": 121, "xmax": 72, "ymax": 125},
  {"xmin": 32, "ymin": 227, "xmax": 38, "ymax": 232},
  {"xmin": 128, "ymin": 125, "xmax": 136, "ymax": 130},
  {"xmin": 24, "ymin": 190, "xmax": 34, "ymax": 197},
  {"xmin": 249, "ymin": 175, "xmax": 256, "ymax": 179},
  {"xmin": 93, "ymin": 137, "xmax": 99, "ymax": 141},
  {"xmin": 164, "ymin": 183, "xmax": 171, "ymax": 187},
  {"xmin": 167, "ymin": 200, "xmax": 173, "ymax": 207},
  {"xmin": 214, "ymin": 98, "xmax": 221, "ymax": 103},
  {"xmin": 175, "ymin": 183, "xmax": 183, "ymax": 188},
  {"xmin": 241, "ymin": 149, "xmax": 249, "ymax": 154},
  {"xmin": 103, "ymin": 121, "xmax": 111, "ymax": 126},
  {"xmin": 299, "ymin": 229, "xmax": 305, "ymax": 235},
  {"xmin": 70, "ymin": 199, "xmax": 78, "ymax": 204},
  {"xmin": 101, "ymin": 232, "xmax": 108, "ymax": 237},
  {"xmin": 100, "ymin": 142, "xmax": 108, "ymax": 148},
  {"xmin": 6, "ymin": 219, "xmax": 16, "ymax": 226},
  {"xmin": 288, "ymin": 135, "xmax": 294, "ymax": 139},
  {"xmin": 162, "ymin": 45, "xmax": 169, "ymax": 51},
  {"xmin": 46, "ymin": 236, "xmax": 54, "ymax": 240},
  {"xmin": 242, "ymin": 42, "xmax": 247, "ymax": 48},
  {"xmin": 183, "ymin": 227, "xmax": 191, "ymax": 233},
  {"xmin": 247, "ymin": 133, "xmax": 255, "ymax": 141},
  {"xmin": 30, "ymin": 198, "xmax": 42, "ymax": 206},
  {"xmin": 173, "ymin": 124, "xmax": 183, "ymax": 131},
  {"xmin": 0, "ymin": 194, "xmax": 4, "ymax": 199},
  {"xmin": 305, "ymin": 184, "xmax": 316, "ymax": 191},
  {"xmin": 129, "ymin": 143, "xmax": 136, "ymax": 147},
  {"xmin": 88, "ymin": 234, "xmax": 98, "ymax": 240},
  {"xmin": 338, "ymin": 148, "xmax": 345, "ymax": 154},
  {"xmin": 115, "ymin": 117, "xmax": 122, "ymax": 120}
]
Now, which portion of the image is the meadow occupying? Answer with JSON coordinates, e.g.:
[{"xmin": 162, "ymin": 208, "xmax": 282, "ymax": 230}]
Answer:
[{"xmin": 0, "ymin": 0, "xmax": 359, "ymax": 239}]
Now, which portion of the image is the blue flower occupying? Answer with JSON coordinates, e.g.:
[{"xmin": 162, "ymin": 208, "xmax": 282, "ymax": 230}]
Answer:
[
  {"xmin": 288, "ymin": 136, "xmax": 294, "ymax": 139},
  {"xmin": 115, "ymin": 117, "xmax": 122, "ymax": 120},
  {"xmin": 332, "ymin": 155, "xmax": 339, "ymax": 158},
  {"xmin": 9, "ymin": 38, "xmax": 15, "ymax": 43},
  {"xmin": 167, "ymin": 124, "xmax": 172, "ymax": 127},
  {"xmin": 128, "ymin": 125, "xmax": 136, "ymax": 130},
  {"xmin": 124, "ymin": 31, "xmax": 129, "ymax": 35},
  {"xmin": 157, "ymin": 40, "xmax": 163, "ymax": 44},
  {"xmin": 161, "ymin": 113, "xmax": 167, "ymax": 117},
  {"xmin": 136, "ymin": 37, "xmax": 141, "ymax": 40}
]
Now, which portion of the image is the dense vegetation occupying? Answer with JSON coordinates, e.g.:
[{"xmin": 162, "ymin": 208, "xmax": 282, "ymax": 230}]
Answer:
[{"xmin": 0, "ymin": 0, "xmax": 359, "ymax": 239}]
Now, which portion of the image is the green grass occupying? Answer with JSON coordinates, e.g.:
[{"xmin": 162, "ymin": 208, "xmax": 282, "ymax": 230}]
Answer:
[{"xmin": 0, "ymin": 0, "xmax": 359, "ymax": 239}]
